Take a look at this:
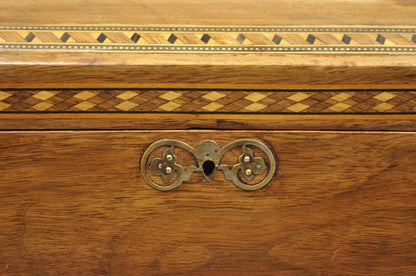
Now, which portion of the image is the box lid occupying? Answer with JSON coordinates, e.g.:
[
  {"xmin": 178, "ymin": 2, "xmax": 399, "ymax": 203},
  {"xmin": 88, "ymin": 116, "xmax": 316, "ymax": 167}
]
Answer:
[{"xmin": 0, "ymin": 0, "xmax": 416, "ymax": 89}]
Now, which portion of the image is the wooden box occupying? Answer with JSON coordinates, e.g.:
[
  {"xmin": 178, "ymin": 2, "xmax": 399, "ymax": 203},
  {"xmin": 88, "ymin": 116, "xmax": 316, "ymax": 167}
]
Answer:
[{"xmin": 1, "ymin": 0, "xmax": 416, "ymax": 275}]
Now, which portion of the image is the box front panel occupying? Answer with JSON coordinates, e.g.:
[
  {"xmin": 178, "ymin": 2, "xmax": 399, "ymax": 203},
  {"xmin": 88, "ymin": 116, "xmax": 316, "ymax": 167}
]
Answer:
[{"xmin": 1, "ymin": 130, "xmax": 415, "ymax": 275}]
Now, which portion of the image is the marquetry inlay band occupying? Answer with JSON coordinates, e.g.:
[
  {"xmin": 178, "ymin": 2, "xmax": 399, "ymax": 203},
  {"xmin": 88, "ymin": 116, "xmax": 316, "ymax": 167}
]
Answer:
[
  {"xmin": 0, "ymin": 25, "xmax": 415, "ymax": 53},
  {"xmin": 1, "ymin": 90, "xmax": 415, "ymax": 113}
]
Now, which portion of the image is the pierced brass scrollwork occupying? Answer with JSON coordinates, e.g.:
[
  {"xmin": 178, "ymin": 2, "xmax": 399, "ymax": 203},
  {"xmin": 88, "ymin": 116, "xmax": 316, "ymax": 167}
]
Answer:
[{"xmin": 141, "ymin": 139, "xmax": 277, "ymax": 191}]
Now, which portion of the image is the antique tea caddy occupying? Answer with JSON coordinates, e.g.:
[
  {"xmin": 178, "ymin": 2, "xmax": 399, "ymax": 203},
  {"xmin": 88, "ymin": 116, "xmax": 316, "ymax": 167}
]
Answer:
[{"xmin": 0, "ymin": 0, "xmax": 416, "ymax": 274}]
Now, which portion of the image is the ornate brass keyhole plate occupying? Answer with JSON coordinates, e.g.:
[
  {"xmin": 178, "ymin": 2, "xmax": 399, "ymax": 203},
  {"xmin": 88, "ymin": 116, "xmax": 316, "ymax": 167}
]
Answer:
[{"xmin": 141, "ymin": 139, "xmax": 277, "ymax": 191}]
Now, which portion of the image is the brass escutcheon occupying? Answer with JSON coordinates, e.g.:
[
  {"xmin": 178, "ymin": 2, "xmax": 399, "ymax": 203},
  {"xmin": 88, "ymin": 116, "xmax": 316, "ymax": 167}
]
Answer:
[{"xmin": 141, "ymin": 139, "xmax": 277, "ymax": 191}]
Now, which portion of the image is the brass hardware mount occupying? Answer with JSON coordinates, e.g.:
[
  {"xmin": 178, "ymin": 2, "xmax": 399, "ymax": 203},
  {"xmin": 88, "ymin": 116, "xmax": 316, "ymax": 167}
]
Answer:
[{"xmin": 141, "ymin": 139, "xmax": 277, "ymax": 191}]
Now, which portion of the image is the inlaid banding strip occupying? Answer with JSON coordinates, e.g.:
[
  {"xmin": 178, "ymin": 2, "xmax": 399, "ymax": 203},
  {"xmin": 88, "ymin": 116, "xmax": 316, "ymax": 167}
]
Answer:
[
  {"xmin": 0, "ymin": 25, "xmax": 415, "ymax": 53},
  {"xmin": 0, "ymin": 90, "xmax": 415, "ymax": 113}
]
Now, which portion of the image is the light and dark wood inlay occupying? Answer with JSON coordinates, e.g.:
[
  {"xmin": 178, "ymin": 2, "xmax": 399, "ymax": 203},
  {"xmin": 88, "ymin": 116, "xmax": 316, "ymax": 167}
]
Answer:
[
  {"xmin": 0, "ymin": 90, "xmax": 415, "ymax": 113},
  {"xmin": 0, "ymin": 25, "xmax": 415, "ymax": 53}
]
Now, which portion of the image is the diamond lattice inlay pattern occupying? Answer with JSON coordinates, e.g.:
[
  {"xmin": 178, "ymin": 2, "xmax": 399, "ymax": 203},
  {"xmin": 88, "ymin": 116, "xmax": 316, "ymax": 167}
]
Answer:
[{"xmin": 0, "ymin": 90, "xmax": 415, "ymax": 113}]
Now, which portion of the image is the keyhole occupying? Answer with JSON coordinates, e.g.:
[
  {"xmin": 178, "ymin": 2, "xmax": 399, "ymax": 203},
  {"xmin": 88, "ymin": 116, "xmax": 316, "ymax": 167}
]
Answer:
[{"xmin": 202, "ymin": 160, "xmax": 215, "ymax": 179}]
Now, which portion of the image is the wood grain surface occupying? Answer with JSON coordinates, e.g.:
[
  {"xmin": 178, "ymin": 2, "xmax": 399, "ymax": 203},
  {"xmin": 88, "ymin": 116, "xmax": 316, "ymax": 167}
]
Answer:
[
  {"xmin": 1, "ymin": 0, "xmax": 415, "ymax": 25},
  {"xmin": 0, "ymin": 130, "xmax": 415, "ymax": 275},
  {"xmin": 1, "ymin": 114, "xmax": 416, "ymax": 131},
  {"xmin": 1, "ymin": 59, "xmax": 416, "ymax": 90}
]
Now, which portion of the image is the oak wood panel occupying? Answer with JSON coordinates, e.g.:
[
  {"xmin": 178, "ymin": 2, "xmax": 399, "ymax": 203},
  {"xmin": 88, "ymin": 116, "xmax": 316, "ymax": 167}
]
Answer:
[
  {"xmin": 0, "ymin": 130, "xmax": 415, "ymax": 275},
  {"xmin": 0, "ymin": 0, "xmax": 415, "ymax": 25},
  {"xmin": 0, "ymin": 54, "xmax": 416, "ymax": 89},
  {"xmin": 1, "ymin": 114, "xmax": 416, "ymax": 131}
]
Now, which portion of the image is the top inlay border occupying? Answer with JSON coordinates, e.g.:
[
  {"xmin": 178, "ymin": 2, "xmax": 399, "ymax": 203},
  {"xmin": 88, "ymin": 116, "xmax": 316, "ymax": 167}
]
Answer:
[{"xmin": 0, "ymin": 25, "xmax": 415, "ymax": 53}]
